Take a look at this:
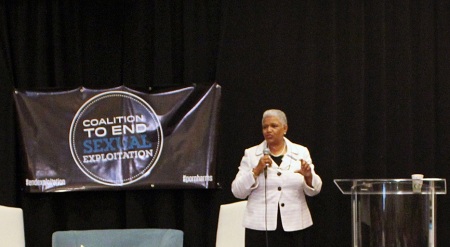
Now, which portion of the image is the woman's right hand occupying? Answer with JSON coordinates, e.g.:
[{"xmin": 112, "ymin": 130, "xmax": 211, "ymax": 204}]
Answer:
[{"xmin": 253, "ymin": 155, "xmax": 272, "ymax": 176}]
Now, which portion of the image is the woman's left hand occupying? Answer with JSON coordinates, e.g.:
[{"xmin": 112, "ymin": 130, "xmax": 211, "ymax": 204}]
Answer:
[
  {"xmin": 295, "ymin": 159, "xmax": 313, "ymax": 187},
  {"xmin": 295, "ymin": 159, "xmax": 312, "ymax": 177}
]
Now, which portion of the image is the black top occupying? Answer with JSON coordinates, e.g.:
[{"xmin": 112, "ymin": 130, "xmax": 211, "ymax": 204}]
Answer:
[{"xmin": 270, "ymin": 155, "xmax": 283, "ymax": 166}]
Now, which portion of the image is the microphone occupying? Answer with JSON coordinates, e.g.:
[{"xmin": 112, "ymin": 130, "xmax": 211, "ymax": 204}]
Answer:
[
  {"xmin": 263, "ymin": 147, "xmax": 270, "ymax": 178},
  {"xmin": 263, "ymin": 147, "xmax": 270, "ymax": 247}
]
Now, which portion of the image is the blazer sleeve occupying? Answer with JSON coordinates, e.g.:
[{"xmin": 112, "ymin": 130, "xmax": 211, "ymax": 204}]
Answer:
[
  {"xmin": 303, "ymin": 164, "xmax": 322, "ymax": 196},
  {"xmin": 231, "ymin": 148, "xmax": 259, "ymax": 199},
  {"xmin": 299, "ymin": 146, "xmax": 322, "ymax": 196}
]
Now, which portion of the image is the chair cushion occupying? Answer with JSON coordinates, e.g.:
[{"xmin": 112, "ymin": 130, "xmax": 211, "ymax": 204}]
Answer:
[
  {"xmin": 52, "ymin": 228, "xmax": 183, "ymax": 247},
  {"xmin": 0, "ymin": 205, "xmax": 25, "ymax": 247},
  {"xmin": 216, "ymin": 201, "xmax": 247, "ymax": 247}
]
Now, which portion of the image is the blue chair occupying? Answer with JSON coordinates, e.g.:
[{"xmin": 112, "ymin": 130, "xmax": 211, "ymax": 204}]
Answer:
[{"xmin": 52, "ymin": 228, "xmax": 183, "ymax": 247}]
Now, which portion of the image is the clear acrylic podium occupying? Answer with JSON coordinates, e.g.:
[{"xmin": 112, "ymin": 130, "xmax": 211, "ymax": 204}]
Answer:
[{"xmin": 335, "ymin": 178, "xmax": 446, "ymax": 247}]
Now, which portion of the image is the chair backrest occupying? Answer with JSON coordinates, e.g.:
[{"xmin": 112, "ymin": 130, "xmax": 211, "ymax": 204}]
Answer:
[
  {"xmin": 52, "ymin": 228, "xmax": 183, "ymax": 247},
  {"xmin": 215, "ymin": 200, "xmax": 247, "ymax": 247},
  {"xmin": 0, "ymin": 205, "xmax": 26, "ymax": 247}
]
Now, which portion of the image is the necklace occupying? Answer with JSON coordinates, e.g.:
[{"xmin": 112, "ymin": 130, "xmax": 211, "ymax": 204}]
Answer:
[{"xmin": 269, "ymin": 143, "xmax": 286, "ymax": 157}]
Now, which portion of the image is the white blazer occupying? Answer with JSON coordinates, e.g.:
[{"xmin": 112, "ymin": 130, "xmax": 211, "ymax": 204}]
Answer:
[{"xmin": 231, "ymin": 138, "xmax": 322, "ymax": 232}]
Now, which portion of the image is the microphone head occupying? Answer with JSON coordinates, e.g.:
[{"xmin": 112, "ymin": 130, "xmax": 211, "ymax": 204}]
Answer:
[{"xmin": 263, "ymin": 147, "xmax": 270, "ymax": 155}]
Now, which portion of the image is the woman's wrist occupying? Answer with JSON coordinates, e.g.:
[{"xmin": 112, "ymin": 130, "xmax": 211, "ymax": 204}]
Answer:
[{"xmin": 252, "ymin": 168, "xmax": 258, "ymax": 178}]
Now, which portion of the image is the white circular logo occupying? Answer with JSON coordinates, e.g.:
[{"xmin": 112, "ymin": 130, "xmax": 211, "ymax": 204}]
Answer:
[{"xmin": 69, "ymin": 91, "xmax": 163, "ymax": 186}]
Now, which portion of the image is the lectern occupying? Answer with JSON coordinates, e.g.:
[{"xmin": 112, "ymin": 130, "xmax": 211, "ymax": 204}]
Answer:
[{"xmin": 335, "ymin": 178, "xmax": 446, "ymax": 247}]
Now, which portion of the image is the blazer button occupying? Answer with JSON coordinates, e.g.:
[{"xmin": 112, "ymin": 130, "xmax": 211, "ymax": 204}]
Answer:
[
  {"xmin": 278, "ymin": 187, "xmax": 281, "ymax": 191},
  {"xmin": 281, "ymin": 203, "xmax": 285, "ymax": 207},
  {"xmin": 277, "ymin": 172, "xmax": 281, "ymax": 176}
]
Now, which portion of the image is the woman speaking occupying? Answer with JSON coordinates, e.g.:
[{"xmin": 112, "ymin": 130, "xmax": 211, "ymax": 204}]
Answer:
[{"xmin": 231, "ymin": 109, "xmax": 322, "ymax": 247}]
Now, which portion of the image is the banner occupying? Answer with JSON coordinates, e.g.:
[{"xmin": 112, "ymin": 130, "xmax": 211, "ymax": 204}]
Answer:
[{"xmin": 14, "ymin": 83, "xmax": 221, "ymax": 192}]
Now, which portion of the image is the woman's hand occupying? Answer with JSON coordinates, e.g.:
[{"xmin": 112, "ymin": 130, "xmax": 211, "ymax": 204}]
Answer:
[
  {"xmin": 253, "ymin": 155, "xmax": 272, "ymax": 176},
  {"xmin": 295, "ymin": 159, "xmax": 313, "ymax": 187}
]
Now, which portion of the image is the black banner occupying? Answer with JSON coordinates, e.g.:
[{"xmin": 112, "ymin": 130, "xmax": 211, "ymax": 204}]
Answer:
[{"xmin": 14, "ymin": 83, "xmax": 221, "ymax": 192}]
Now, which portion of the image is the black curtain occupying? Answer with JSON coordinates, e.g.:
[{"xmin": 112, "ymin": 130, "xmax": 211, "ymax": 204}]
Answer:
[{"xmin": 1, "ymin": 1, "xmax": 450, "ymax": 246}]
